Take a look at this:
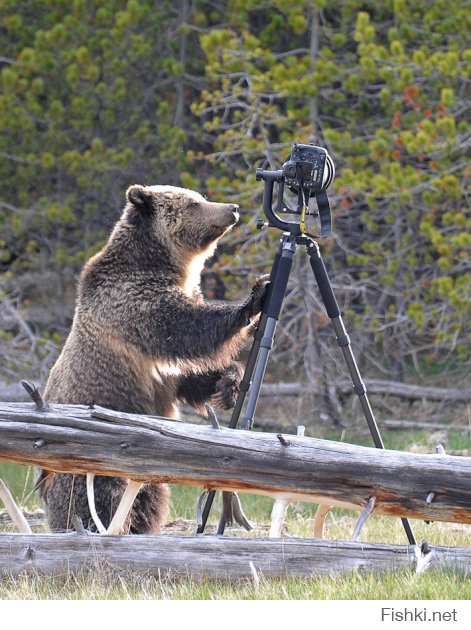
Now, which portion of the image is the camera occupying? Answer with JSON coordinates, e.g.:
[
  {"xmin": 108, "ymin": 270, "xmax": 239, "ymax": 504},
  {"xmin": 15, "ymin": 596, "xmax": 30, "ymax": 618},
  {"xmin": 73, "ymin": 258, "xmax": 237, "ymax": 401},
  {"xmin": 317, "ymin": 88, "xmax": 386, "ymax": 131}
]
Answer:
[
  {"xmin": 282, "ymin": 142, "xmax": 335, "ymax": 196},
  {"xmin": 256, "ymin": 141, "xmax": 335, "ymax": 237}
]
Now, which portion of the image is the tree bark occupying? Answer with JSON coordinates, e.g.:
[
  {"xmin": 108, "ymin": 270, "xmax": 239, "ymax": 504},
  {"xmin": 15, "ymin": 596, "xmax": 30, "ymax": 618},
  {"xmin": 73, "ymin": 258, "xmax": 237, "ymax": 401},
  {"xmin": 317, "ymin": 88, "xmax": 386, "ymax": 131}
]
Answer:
[
  {"xmin": 0, "ymin": 402, "xmax": 470, "ymax": 525},
  {"xmin": 1, "ymin": 532, "xmax": 470, "ymax": 578}
]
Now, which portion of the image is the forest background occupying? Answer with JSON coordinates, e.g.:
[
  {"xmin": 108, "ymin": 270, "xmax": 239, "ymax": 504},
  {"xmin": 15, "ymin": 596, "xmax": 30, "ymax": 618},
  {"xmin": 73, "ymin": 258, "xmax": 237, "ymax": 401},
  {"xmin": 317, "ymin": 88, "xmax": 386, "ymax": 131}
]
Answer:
[{"xmin": 0, "ymin": 0, "xmax": 469, "ymax": 429}]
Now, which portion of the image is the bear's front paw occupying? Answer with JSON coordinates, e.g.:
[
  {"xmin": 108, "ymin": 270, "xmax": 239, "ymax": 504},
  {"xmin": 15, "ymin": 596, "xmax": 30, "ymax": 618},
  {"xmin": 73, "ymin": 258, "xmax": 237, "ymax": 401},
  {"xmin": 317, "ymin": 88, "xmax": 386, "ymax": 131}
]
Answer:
[
  {"xmin": 247, "ymin": 274, "xmax": 270, "ymax": 317},
  {"xmin": 211, "ymin": 364, "xmax": 243, "ymax": 410}
]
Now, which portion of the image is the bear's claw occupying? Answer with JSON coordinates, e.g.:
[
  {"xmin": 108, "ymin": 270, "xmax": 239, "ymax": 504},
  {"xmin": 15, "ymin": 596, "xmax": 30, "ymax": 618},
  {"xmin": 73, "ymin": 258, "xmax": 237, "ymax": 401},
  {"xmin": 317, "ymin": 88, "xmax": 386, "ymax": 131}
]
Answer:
[
  {"xmin": 211, "ymin": 366, "xmax": 242, "ymax": 410},
  {"xmin": 248, "ymin": 274, "xmax": 270, "ymax": 316}
]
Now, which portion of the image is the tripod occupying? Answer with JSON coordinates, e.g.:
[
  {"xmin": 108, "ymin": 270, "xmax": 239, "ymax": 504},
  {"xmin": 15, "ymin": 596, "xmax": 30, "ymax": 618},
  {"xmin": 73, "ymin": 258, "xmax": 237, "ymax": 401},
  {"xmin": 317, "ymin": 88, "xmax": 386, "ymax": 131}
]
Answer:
[{"xmin": 197, "ymin": 230, "xmax": 416, "ymax": 545}]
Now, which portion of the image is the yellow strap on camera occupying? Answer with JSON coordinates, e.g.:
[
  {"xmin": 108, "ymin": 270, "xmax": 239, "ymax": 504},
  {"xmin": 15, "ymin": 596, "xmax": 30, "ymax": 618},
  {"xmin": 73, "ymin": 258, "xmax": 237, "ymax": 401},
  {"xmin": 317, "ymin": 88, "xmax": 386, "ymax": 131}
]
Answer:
[{"xmin": 300, "ymin": 202, "xmax": 309, "ymax": 235}]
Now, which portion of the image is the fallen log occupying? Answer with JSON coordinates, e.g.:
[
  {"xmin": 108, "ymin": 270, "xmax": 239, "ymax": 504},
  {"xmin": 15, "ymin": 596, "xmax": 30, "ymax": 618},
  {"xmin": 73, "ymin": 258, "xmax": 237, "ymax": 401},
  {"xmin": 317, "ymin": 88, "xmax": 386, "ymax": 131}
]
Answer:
[
  {"xmin": 260, "ymin": 380, "xmax": 471, "ymax": 402},
  {"xmin": 380, "ymin": 419, "xmax": 468, "ymax": 432},
  {"xmin": 3, "ymin": 378, "xmax": 469, "ymax": 403},
  {"xmin": 1, "ymin": 533, "xmax": 470, "ymax": 578},
  {"xmin": 0, "ymin": 381, "xmax": 31, "ymax": 402},
  {"xmin": 0, "ymin": 509, "xmax": 45, "ymax": 530},
  {"xmin": 0, "ymin": 402, "xmax": 470, "ymax": 525}
]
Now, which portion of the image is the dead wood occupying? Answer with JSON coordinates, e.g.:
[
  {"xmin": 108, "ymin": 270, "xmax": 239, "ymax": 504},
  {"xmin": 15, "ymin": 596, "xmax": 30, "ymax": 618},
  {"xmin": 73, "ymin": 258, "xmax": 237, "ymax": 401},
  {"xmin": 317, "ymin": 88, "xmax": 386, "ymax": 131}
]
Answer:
[
  {"xmin": 0, "ymin": 533, "xmax": 470, "ymax": 578},
  {"xmin": 260, "ymin": 380, "xmax": 471, "ymax": 402},
  {"xmin": 0, "ymin": 402, "xmax": 470, "ymax": 525}
]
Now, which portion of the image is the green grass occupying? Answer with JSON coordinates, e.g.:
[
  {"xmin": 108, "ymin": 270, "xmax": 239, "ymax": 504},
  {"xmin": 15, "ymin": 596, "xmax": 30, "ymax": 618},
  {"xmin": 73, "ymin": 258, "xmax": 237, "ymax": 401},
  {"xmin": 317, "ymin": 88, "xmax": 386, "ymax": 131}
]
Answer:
[
  {"xmin": 323, "ymin": 427, "xmax": 470, "ymax": 454},
  {"xmin": 1, "ymin": 424, "xmax": 470, "ymax": 600},
  {"xmin": 0, "ymin": 462, "xmax": 36, "ymax": 507},
  {"xmin": 0, "ymin": 565, "xmax": 470, "ymax": 600}
]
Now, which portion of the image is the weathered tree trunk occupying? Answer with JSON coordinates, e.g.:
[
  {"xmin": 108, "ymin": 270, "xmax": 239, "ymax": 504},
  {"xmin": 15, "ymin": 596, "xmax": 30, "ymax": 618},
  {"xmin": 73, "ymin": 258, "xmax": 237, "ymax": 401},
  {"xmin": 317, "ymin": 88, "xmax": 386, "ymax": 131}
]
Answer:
[
  {"xmin": 0, "ymin": 402, "xmax": 470, "ymax": 525},
  {"xmin": 1, "ymin": 533, "xmax": 470, "ymax": 578},
  {"xmin": 259, "ymin": 380, "xmax": 471, "ymax": 402},
  {"xmin": 2, "ymin": 378, "xmax": 469, "ymax": 402}
]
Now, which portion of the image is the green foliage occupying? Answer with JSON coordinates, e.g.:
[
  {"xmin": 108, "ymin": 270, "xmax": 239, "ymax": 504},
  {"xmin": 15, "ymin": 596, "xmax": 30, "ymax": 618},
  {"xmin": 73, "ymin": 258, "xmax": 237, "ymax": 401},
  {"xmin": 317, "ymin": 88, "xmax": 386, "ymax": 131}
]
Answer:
[
  {"xmin": 1, "ymin": 0, "xmax": 469, "ymax": 384},
  {"xmin": 0, "ymin": 0, "xmax": 198, "ymax": 280},
  {"xmin": 192, "ymin": 0, "xmax": 470, "ymax": 375}
]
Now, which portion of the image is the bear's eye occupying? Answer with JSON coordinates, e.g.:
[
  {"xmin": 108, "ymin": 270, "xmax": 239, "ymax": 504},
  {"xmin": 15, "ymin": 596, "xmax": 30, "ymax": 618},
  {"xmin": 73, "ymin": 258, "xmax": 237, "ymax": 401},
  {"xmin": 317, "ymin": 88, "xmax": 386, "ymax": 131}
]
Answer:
[{"xmin": 188, "ymin": 201, "xmax": 200, "ymax": 210}]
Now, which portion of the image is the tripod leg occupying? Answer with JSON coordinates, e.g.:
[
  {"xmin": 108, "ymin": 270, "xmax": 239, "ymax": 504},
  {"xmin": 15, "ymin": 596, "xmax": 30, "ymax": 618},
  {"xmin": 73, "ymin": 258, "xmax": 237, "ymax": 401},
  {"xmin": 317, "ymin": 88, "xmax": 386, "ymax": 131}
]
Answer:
[
  {"xmin": 240, "ymin": 237, "xmax": 297, "ymax": 430},
  {"xmin": 196, "ymin": 240, "xmax": 284, "ymax": 534},
  {"xmin": 217, "ymin": 236, "xmax": 297, "ymax": 535},
  {"xmin": 196, "ymin": 489, "xmax": 216, "ymax": 534},
  {"xmin": 306, "ymin": 240, "xmax": 416, "ymax": 546},
  {"xmin": 240, "ymin": 318, "xmax": 277, "ymax": 430},
  {"xmin": 197, "ymin": 312, "xmax": 275, "ymax": 533},
  {"xmin": 228, "ymin": 240, "xmax": 283, "ymax": 430}
]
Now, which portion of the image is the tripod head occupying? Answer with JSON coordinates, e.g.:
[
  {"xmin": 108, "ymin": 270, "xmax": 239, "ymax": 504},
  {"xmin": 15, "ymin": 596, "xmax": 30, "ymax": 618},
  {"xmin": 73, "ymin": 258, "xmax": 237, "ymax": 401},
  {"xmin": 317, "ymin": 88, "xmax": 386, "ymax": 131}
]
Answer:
[{"xmin": 256, "ymin": 142, "xmax": 335, "ymax": 238}]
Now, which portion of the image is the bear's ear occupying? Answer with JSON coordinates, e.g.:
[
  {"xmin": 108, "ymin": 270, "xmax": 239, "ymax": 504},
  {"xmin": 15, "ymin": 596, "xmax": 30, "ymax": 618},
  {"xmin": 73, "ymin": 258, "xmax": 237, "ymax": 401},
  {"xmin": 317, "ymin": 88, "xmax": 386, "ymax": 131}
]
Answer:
[{"xmin": 126, "ymin": 185, "xmax": 154, "ymax": 213}]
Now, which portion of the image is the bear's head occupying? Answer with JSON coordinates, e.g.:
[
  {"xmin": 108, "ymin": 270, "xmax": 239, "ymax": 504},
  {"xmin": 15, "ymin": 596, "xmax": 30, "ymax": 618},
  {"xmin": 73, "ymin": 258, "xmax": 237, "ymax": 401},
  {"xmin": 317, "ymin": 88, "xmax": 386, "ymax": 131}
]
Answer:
[{"xmin": 124, "ymin": 185, "xmax": 239, "ymax": 257}]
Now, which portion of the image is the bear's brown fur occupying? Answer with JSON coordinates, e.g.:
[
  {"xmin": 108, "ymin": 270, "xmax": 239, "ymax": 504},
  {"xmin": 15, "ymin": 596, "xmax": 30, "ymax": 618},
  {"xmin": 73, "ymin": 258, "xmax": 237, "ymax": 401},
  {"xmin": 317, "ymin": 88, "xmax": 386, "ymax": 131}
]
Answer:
[{"xmin": 37, "ymin": 184, "xmax": 268, "ymax": 534}]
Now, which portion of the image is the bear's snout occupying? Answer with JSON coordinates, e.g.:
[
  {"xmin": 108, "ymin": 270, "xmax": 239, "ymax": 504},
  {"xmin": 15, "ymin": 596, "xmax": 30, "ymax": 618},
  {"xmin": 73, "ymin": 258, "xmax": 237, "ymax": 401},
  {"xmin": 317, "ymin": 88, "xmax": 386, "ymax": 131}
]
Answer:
[
  {"xmin": 219, "ymin": 203, "xmax": 239, "ymax": 229},
  {"xmin": 226, "ymin": 203, "xmax": 239, "ymax": 224},
  {"xmin": 200, "ymin": 201, "xmax": 239, "ymax": 229}
]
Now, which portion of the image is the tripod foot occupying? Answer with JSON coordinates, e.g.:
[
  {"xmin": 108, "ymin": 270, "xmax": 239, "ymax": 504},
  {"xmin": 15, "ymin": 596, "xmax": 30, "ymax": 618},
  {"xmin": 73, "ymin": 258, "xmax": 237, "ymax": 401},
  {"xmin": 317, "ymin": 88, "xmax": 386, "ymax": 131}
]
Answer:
[
  {"xmin": 352, "ymin": 496, "xmax": 376, "ymax": 542},
  {"xmin": 221, "ymin": 491, "xmax": 253, "ymax": 532}
]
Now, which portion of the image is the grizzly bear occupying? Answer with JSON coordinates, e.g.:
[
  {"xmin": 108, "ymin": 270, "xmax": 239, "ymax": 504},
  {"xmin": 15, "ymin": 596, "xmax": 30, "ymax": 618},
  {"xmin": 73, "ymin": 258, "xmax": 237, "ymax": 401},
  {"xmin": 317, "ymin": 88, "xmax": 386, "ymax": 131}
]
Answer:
[{"xmin": 37, "ymin": 184, "xmax": 269, "ymax": 534}]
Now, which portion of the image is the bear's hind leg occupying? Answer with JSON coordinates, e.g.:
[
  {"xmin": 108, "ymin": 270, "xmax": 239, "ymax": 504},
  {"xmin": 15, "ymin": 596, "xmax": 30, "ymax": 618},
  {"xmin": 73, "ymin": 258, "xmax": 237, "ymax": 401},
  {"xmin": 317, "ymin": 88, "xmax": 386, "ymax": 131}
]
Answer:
[{"xmin": 41, "ymin": 473, "xmax": 131, "ymax": 533}]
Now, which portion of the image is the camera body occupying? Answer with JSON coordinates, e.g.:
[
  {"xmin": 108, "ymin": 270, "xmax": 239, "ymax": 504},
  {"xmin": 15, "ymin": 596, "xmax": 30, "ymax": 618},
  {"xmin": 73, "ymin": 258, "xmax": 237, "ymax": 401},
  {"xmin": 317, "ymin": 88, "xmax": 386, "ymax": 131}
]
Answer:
[
  {"xmin": 282, "ymin": 142, "xmax": 335, "ymax": 196},
  {"xmin": 256, "ymin": 141, "xmax": 335, "ymax": 237}
]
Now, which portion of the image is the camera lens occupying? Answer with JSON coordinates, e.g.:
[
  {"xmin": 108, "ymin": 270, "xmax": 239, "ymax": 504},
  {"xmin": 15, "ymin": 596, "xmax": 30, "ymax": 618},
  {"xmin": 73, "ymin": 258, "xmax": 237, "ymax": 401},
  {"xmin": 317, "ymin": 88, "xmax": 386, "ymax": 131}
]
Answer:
[{"xmin": 322, "ymin": 154, "xmax": 335, "ymax": 189}]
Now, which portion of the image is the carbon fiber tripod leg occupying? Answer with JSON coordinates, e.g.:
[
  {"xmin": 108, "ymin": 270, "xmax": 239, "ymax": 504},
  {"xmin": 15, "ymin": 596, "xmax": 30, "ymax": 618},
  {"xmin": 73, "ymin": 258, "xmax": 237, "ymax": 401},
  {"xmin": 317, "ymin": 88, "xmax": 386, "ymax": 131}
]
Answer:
[
  {"xmin": 196, "ymin": 239, "xmax": 284, "ymax": 534},
  {"xmin": 216, "ymin": 237, "xmax": 296, "ymax": 534},
  {"xmin": 306, "ymin": 239, "xmax": 416, "ymax": 546}
]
